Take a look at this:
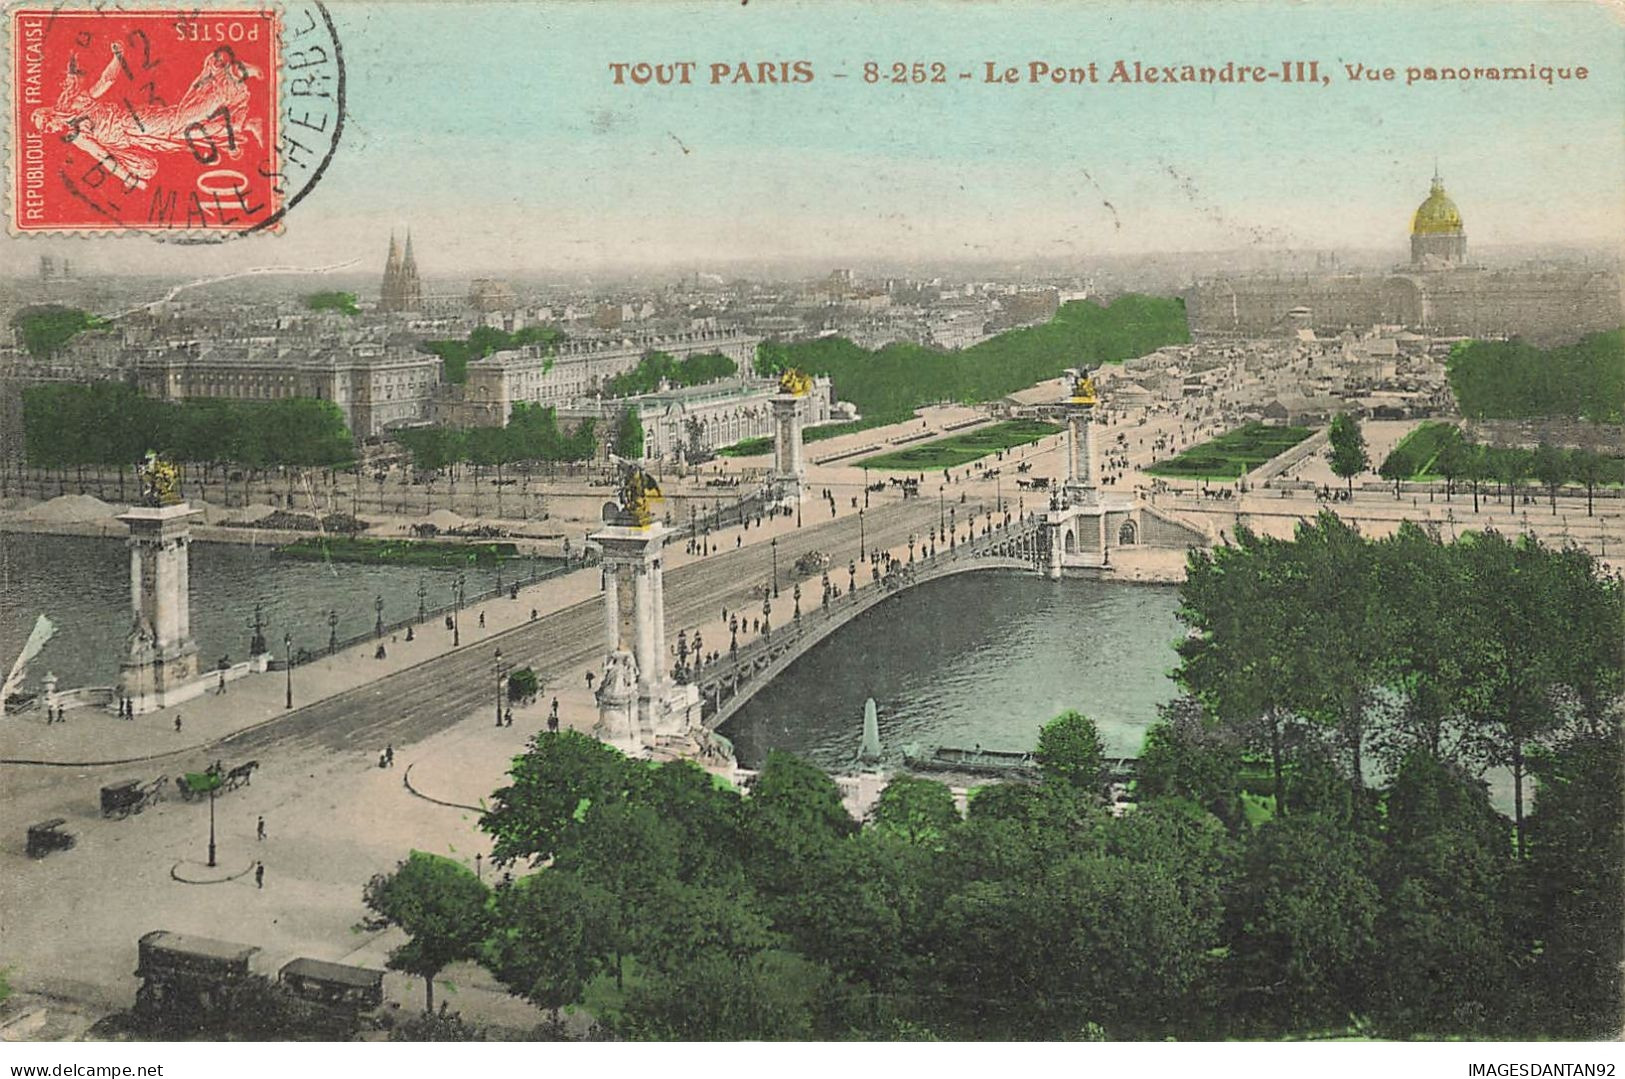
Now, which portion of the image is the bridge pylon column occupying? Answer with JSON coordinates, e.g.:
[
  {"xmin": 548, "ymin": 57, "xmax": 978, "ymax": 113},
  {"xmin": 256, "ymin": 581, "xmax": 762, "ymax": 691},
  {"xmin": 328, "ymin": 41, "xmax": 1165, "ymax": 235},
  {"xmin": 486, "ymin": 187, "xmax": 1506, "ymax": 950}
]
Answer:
[
  {"xmin": 591, "ymin": 522, "xmax": 698, "ymax": 747},
  {"xmin": 771, "ymin": 394, "xmax": 806, "ymax": 503}
]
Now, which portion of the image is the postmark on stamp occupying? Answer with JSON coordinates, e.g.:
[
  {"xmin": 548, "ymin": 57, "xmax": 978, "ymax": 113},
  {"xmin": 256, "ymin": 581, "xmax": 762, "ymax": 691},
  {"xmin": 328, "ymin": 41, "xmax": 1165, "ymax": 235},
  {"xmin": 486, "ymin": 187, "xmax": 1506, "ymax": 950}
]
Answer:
[{"xmin": 10, "ymin": 5, "xmax": 302, "ymax": 234}]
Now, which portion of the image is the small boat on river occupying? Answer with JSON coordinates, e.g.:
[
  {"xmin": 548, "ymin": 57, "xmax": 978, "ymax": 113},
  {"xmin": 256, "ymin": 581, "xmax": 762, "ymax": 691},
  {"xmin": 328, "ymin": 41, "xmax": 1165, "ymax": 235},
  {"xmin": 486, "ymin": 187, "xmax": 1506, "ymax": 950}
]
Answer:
[{"xmin": 902, "ymin": 744, "xmax": 1039, "ymax": 779}]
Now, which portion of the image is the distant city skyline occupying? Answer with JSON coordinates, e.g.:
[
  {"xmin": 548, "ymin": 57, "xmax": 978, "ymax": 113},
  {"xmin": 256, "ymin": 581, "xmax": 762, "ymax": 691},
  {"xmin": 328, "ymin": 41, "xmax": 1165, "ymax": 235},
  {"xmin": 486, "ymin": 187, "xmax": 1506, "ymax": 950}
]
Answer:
[{"xmin": 4, "ymin": 0, "xmax": 1622, "ymax": 280}]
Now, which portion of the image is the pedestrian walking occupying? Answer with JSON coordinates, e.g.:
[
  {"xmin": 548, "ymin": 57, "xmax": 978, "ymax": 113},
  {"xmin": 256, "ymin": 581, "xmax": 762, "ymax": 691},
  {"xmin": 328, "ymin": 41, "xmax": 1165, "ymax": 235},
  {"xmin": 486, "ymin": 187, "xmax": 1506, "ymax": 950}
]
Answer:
[
  {"xmin": 216, "ymin": 671, "xmax": 226, "ymax": 695},
  {"xmin": 478, "ymin": 611, "xmax": 485, "ymax": 628},
  {"xmin": 257, "ymin": 816, "xmax": 266, "ymax": 841},
  {"xmin": 254, "ymin": 862, "xmax": 264, "ymax": 889},
  {"xmin": 386, "ymin": 743, "xmax": 395, "ymax": 767},
  {"xmin": 174, "ymin": 715, "xmax": 182, "ymax": 734}
]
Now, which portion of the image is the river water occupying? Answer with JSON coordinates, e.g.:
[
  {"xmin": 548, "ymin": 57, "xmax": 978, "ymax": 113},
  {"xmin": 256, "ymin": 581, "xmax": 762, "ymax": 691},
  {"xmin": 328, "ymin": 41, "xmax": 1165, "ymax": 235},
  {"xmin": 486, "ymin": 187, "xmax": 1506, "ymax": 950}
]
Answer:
[
  {"xmin": 0, "ymin": 532, "xmax": 537, "ymax": 690},
  {"xmin": 722, "ymin": 572, "xmax": 1185, "ymax": 771}
]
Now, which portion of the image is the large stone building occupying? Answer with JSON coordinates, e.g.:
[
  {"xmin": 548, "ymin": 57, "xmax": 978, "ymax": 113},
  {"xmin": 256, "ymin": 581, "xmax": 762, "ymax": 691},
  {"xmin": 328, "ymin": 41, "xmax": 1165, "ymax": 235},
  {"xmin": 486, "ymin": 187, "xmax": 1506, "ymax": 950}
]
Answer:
[
  {"xmin": 435, "ymin": 329, "xmax": 760, "ymax": 427},
  {"xmin": 1187, "ymin": 173, "xmax": 1621, "ymax": 345},
  {"xmin": 559, "ymin": 375, "xmax": 840, "ymax": 462},
  {"xmin": 132, "ymin": 341, "xmax": 441, "ymax": 439}
]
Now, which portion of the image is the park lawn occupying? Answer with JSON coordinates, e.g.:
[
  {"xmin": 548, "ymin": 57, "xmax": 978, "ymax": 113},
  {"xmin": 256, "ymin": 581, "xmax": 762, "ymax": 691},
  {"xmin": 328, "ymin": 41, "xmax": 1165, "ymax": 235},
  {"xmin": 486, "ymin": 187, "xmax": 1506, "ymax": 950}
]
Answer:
[
  {"xmin": 1384, "ymin": 421, "xmax": 1460, "ymax": 479},
  {"xmin": 273, "ymin": 536, "xmax": 518, "ymax": 567},
  {"xmin": 1145, "ymin": 422, "xmax": 1314, "ymax": 481},
  {"xmin": 855, "ymin": 419, "xmax": 1062, "ymax": 470}
]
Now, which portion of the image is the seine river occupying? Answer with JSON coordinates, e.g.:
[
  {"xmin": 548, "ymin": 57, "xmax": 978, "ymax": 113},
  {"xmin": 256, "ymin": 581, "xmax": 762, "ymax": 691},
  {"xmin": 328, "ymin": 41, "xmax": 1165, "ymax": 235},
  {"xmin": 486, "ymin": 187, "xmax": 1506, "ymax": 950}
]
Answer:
[
  {"xmin": 722, "ymin": 572, "xmax": 1185, "ymax": 771},
  {"xmin": 0, "ymin": 532, "xmax": 533, "ymax": 690}
]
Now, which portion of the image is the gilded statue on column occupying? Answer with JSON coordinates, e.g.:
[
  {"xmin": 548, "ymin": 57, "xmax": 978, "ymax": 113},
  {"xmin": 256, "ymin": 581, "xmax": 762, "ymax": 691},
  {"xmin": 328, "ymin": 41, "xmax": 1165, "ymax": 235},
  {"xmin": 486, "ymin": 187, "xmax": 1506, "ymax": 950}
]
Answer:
[
  {"xmin": 777, "ymin": 367, "xmax": 814, "ymax": 397},
  {"xmin": 137, "ymin": 451, "xmax": 182, "ymax": 507}
]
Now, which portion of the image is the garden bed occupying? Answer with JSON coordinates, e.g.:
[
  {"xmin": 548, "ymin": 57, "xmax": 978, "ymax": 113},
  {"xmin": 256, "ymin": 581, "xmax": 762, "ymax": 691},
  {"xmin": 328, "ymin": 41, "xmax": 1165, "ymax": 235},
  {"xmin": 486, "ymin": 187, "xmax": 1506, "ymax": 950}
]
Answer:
[
  {"xmin": 1145, "ymin": 423, "xmax": 1314, "ymax": 481},
  {"xmin": 856, "ymin": 420, "xmax": 1061, "ymax": 470}
]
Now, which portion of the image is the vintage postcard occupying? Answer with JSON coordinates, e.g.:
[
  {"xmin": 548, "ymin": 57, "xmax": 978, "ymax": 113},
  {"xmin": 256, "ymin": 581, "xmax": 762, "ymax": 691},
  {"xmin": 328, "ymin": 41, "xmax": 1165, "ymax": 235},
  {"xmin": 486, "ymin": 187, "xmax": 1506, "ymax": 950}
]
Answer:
[{"xmin": 1, "ymin": 0, "xmax": 1621, "ymax": 1066}]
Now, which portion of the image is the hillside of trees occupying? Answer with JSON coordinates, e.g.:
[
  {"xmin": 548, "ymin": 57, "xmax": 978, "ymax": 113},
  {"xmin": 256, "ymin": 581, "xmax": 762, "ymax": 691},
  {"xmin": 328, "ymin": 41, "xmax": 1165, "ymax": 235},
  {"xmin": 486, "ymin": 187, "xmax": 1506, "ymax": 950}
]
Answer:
[
  {"xmin": 11, "ymin": 305, "xmax": 108, "ymax": 358},
  {"xmin": 362, "ymin": 515, "xmax": 1620, "ymax": 1041},
  {"xmin": 604, "ymin": 351, "xmax": 737, "ymax": 397},
  {"xmin": 753, "ymin": 295, "xmax": 1189, "ymax": 426},
  {"xmin": 1447, "ymin": 329, "xmax": 1624, "ymax": 423}
]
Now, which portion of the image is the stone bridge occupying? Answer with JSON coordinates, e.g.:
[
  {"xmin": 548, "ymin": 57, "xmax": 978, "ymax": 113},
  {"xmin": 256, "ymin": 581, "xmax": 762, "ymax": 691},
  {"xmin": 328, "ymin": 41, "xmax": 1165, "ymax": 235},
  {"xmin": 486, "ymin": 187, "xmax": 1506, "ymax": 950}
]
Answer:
[{"xmin": 693, "ymin": 516, "xmax": 1048, "ymax": 733}]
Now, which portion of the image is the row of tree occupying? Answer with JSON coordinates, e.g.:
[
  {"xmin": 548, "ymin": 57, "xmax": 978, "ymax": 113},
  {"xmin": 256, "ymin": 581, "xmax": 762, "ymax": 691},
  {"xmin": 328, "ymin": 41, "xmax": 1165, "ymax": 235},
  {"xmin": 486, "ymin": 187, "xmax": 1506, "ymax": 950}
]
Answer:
[
  {"xmin": 753, "ymin": 295, "xmax": 1190, "ymax": 426},
  {"xmin": 10, "ymin": 304, "xmax": 107, "ymax": 358},
  {"xmin": 394, "ymin": 403, "xmax": 598, "ymax": 472},
  {"xmin": 603, "ymin": 350, "xmax": 737, "ymax": 398},
  {"xmin": 22, "ymin": 383, "xmax": 354, "ymax": 473},
  {"xmin": 1447, "ymin": 329, "xmax": 1624, "ymax": 424},
  {"xmin": 1374, "ymin": 421, "xmax": 1623, "ymax": 515}
]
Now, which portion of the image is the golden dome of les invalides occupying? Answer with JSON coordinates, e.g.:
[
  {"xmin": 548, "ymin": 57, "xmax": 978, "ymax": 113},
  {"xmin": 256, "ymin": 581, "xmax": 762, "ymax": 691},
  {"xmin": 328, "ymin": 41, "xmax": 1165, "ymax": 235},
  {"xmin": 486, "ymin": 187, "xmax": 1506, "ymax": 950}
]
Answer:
[{"xmin": 1412, "ymin": 174, "xmax": 1465, "ymax": 236}]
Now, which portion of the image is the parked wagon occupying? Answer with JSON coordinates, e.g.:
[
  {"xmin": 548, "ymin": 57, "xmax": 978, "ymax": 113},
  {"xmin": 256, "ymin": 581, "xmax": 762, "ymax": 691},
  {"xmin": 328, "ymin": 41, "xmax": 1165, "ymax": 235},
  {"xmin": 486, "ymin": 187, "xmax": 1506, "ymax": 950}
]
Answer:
[
  {"xmin": 26, "ymin": 818, "xmax": 76, "ymax": 858},
  {"xmin": 101, "ymin": 776, "xmax": 168, "ymax": 818}
]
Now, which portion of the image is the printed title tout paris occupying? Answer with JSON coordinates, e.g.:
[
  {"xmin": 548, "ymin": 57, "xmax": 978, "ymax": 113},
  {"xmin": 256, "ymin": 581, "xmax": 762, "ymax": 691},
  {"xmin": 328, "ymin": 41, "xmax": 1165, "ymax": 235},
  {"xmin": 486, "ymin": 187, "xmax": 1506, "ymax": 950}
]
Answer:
[{"xmin": 609, "ymin": 59, "xmax": 1589, "ymax": 88}]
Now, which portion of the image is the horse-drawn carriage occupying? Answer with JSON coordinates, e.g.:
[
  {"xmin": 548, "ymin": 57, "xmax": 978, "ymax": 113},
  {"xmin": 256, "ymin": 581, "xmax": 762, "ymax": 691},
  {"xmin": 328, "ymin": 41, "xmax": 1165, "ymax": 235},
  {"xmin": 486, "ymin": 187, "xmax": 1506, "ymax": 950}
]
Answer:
[
  {"xmin": 176, "ymin": 760, "xmax": 258, "ymax": 802},
  {"xmin": 26, "ymin": 818, "xmax": 75, "ymax": 858},
  {"xmin": 101, "ymin": 776, "xmax": 169, "ymax": 818}
]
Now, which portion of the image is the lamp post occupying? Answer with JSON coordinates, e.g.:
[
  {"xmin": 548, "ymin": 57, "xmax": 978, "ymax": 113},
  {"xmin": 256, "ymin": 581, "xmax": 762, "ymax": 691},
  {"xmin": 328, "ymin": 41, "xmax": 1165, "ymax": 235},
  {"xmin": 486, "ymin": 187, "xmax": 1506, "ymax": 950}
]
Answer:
[
  {"xmin": 417, "ymin": 577, "xmax": 427, "ymax": 624},
  {"xmin": 848, "ymin": 559, "xmax": 856, "ymax": 595},
  {"xmin": 793, "ymin": 582, "xmax": 801, "ymax": 622},
  {"xmin": 454, "ymin": 573, "xmax": 465, "ymax": 647},
  {"xmin": 762, "ymin": 593, "xmax": 771, "ymax": 639},
  {"xmin": 939, "ymin": 488, "xmax": 945, "ymax": 534},
  {"xmin": 729, "ymin": 614, "xmax": 738, "ymax": 656},
  {"xmin": 771, "ymin": 537, "xmax": 780, "ymax": 597},
  {"xmin": 374, "ymin": 594, "xmax": 385, "ymax": 639},
  {"xmin": 207, "ymin": 777, "xmax": 218, "ymax": 868},
  {"xmin": 863, "ymin": 465, "xmax": 869, "ymax": 507},
  {"xmin": 692, "ymin": 630, "xmax": 704, "ymax": 674},
  {"xmin": 858, "ymin": 508, "xmax": 865, "ymax": 561},
  {"xmin": 493, "ymin": 648, "xmax": 507, "ymax": 726},
  {"xmin": 676, "ymin": 630, "xmax": 689, "ymax": 683},
  {"xmin": 474, "ymin": 852, "xmax": 483, "ymax": 882},
  {"xmin": 327, "ymin": 609, "xmax": 338, "ymax": 655},
  {"xmin": 821, "ymin": 570, "xmax": 830, "ymax": 613},
  {"xmin": 284, "ymin": 633, "xmax": 293, "ymax": 709}
]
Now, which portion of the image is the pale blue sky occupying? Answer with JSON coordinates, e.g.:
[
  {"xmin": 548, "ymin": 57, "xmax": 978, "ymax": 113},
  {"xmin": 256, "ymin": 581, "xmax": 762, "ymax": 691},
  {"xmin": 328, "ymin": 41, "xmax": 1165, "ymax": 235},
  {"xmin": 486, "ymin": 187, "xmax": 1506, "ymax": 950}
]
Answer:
[{"xmin": 10, "ymin": 0, "xmax": 1623, "ymax": 277}]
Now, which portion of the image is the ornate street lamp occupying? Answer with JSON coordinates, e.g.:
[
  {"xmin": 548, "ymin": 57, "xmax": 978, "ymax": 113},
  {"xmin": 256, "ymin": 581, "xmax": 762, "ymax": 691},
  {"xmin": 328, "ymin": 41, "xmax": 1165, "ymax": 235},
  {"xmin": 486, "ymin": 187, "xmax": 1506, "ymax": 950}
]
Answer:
[
  {"xmin": 771, "ymin": 537, "xmax": 780, "ymax": 597},
  {"xmin": 374, "ymin": 594, "xmax": 385, "ymax": 639},
  {"xmin": 848, "ymin": 559, "xmax": 856, "ymax": 595},
  {"xmin": 327, "ymin": 609, "xmax": 338, "ymax": 655},
  {"xmin": 417, "ymin": 577, "xmax": 427, "ymax": 624},
  {"xmin": 454, "ymin": 573, "xmax": 465, "ymax": 647},
  {"xmin": 676, "ymin": 629, "xmax": 689, "ymax": 683},
  {"xmin": 729, "ymin": 614, "xmax": 739, "ymax": 656},
  {"xmin": 284, "ymin": 632, "xmax": 293, "ymax": 710},
  {"xmin": 692, "ymin": 631, "xmax": 704, "ymax": 673},
  {"xmin": 493, "ymin": 648, "xmax": 507, "ymax": 726},
  {"xmin": 858, "ymin": 507, "xmax": 865, "ymax": 561},
  {"xmin": 762, "ymin": 593, "xmax": 772, "ymax": 639},
  {"xmin": 793, "ymin": 582, "xmax": 801, "ymax": 622}
]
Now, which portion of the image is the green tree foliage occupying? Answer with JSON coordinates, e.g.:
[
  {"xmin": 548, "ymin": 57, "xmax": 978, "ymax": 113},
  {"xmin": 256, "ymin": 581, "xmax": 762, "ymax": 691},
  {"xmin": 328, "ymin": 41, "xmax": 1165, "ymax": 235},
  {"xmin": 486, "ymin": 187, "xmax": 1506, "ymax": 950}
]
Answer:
[
  {"xmin": 754, "ymin": 295, "xmax": 1189, "ymax": 425},
  {"xmin": 1447, "ymin": 329, "xmax": 1624, "ymax": 423},
  {"xmin": 304, "ymin": 291, "xmax": 360, "ymax": 315},
  {"xmin": 603, "ymin": 350, "xmax": 737, "ymax": 397},
  {"xmin": 11, "ymin": 304, "xmax": 106, "ymax": 357},
  {"xmin": 1522, "ymin": 721, "xmax": 1625, "ymax": 1037},
  {"xmin": 1034, "ymin": 709, "xmax": 1109, "ymax": 799},
  {"xmin": 22, "ymin": 384, "xmax": 353, "ymax": 470},
  {"xmin": 483, "ymin": 869, "xmax": 615, "ymax": 1015},
  {"xmin": 868, "ymin": 775, "xmax": 959, "ymax": 847},
  {"xmin": 1325, "ymin": 412, "xmax": 1369, "ymax": 494},
  {"xmin": 394, "ymin": 404, "xmax": 597, "ymax": 472},
  {"xmin": 423, "ymin": 325, "xmax": 565, "ymax": 384},
  {"xmin": 482, "ymin": 729, "xmax": 643, "ymax": 866},
  {"xmin": 1371, "ymin": 751, "xmax": 1515, "ymax": 1036},
  {"xmin": 361, "ymin": 852, "xmax": 490, "ymax": 1012},
  {"xmin": 506, "ymin": 667, "xmax": 539, "ymax": 703},
  {"xmin": 613, "ymin": 407, "xmax": 644, "ymax": 459}
]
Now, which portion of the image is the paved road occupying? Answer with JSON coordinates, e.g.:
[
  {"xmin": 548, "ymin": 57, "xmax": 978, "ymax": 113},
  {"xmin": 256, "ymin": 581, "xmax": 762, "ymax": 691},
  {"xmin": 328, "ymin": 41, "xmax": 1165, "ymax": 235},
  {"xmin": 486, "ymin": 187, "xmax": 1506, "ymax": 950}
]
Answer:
[{"xmin": 217, "ymin": 495, "xmax": 953, "ymax": 757}]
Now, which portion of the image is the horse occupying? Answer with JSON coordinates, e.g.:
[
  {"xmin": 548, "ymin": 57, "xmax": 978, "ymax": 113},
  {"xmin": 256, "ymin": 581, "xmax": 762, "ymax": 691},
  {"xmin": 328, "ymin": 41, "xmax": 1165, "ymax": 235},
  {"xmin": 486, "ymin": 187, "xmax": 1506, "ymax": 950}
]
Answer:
[{"xmin": 224, "ymin": 760, "xmax": 259, "ymax": 790}]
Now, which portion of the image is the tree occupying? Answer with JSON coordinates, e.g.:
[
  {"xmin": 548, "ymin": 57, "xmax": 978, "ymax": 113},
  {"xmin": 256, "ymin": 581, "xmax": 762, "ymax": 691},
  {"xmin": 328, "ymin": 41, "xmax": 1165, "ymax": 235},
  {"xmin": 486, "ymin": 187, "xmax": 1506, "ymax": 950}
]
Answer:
[
  {"xmin": 361, "ymin": 851, "xmax": 490, "ymax": 1012},
  {"xmin": 483, "ymin": 869, "xmax": 615, "ymax": 1015},
  {"xmin": 613, "ymin": 407, "xmax": 644, "ymax": 459},
  {"xmin": 869, "ymin": 775, "xmax": 959, "ymax": 847},
  {"xmin": 482, "ymin": 730, "xmax": 643, "ymax": 866},
  {"xmin": 1378, "ymin": 449, "xmax": 1406, "ymax": 499},
  {"xmin": 1223, "ymin": 812, "xmax": 1380, "ymax": 1036},
  {"xmin": 1372, "ymin": 751, "xmax": 1515, "ymax": 1035},
  {"xmin": 506, "ymin": 666, "xmax": 538, "ymax": 703},
  {"xmin": 1522, "ymin": 721, "xmax": 1625, "ymax": 1037},
  {"xmin": 1034, "ymin": 710, "xmax": 1109, "ymax": 799},
  {"xmin": 1433, "ymin": 425, "xmax": 1465, "ymax": 502},
  {"xmin": 1135, "ymin": 697, "xmax": 1246, "ymax": 828},
  {"xmin": 1531, "ymin": 442, "xmax": 1568, "ymax": 514},
  {"xmin": 1325, "ymin": 412, "xmax": 1369, "ymax": 495},
  {"xmin": 1565, "ymin": 447, "xmax": 1605, "ymax": 518}
]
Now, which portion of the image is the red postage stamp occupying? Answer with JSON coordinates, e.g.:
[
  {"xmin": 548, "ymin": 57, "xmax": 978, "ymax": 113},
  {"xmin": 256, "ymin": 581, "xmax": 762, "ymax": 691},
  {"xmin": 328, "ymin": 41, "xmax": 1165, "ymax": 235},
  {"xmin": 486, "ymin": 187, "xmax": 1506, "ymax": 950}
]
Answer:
[{"xmin": 10, "ymin": 7, "xmax": 281, "ymax": 233}]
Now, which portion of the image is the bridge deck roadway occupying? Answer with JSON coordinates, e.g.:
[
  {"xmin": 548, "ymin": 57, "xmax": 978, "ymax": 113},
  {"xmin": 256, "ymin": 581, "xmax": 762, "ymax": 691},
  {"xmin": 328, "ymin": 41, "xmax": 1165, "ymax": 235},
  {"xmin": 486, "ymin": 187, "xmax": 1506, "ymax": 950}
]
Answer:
[{"xmin": 200, "ymin": 494, "xmax": 957, "ymax": 760}]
